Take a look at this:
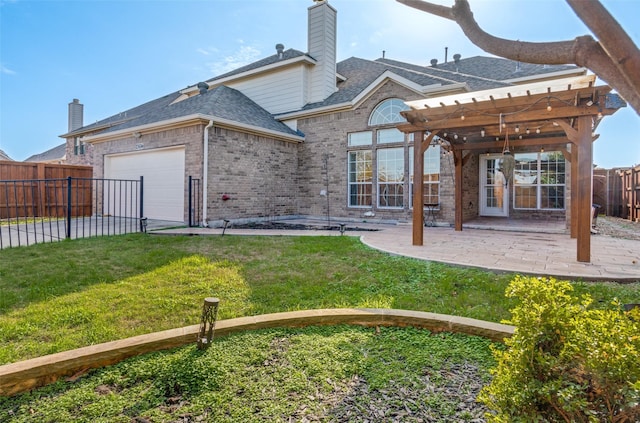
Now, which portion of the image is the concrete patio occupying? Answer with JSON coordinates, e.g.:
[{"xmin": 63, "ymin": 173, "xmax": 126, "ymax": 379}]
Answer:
[{"xmin": 154, "ymin": 219, "xmax": 640, "ymax": 282}]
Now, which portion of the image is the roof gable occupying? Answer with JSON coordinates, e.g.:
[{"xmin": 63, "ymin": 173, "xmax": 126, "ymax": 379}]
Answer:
[
  {"xmin": 25, "ymin": 143, "xmax": 67, "ymax": 163},
  {"xmin": 0, "ymin": 149, "xmax": 13, "ymax": 161}
]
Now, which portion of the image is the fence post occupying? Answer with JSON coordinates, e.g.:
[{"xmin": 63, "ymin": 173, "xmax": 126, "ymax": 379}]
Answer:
[
  {"xmin": 66, "ymin": 176, "xmax": 72, "ymax": 239},
  {"xmin": 188, "ymin": 176, "xmax": 193, "ymax": 227},
  {"xmin": 139, "ymin": 176, "xmax": 144, "ymax": 232}
]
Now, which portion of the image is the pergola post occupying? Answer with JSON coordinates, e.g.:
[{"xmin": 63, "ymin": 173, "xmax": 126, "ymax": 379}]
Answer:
[
  {"xmin": 570, "ymin": 143, "xmax": 578, "ymax": 239},
  {"xmin": 412, "ymin": 131, "xmax": 426, "ymax": 246},
  {"xmin": 453, "ymin": 149, "xmax": 463, "ymax": 231},
  {"xmin": 576, "ymin": 116, "xmax": 593, "ymax": 262}
]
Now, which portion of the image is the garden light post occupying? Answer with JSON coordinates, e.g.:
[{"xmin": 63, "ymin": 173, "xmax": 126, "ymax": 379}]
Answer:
[{"xmin": 197, "ymin": 297, "xmax": 220, "ymax": 350}]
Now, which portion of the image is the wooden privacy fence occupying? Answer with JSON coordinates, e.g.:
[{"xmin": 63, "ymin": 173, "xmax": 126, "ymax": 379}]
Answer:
[
  {"xmin": 0, "ymin": 161, "xmax": 92, "ymax": 219},
  {"xmin": 620, "ymin": 165, "xmax": 640, "ymax": 222}
]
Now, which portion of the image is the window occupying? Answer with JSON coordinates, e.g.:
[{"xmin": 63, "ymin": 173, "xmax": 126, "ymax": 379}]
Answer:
[
  {"xmin": 377, "ymin": 148, "xmax": 404, "ymax": 208},
  {"xmin": 409, "ymin": 145, "xmax": 441, "ymax": 207},
  {"xmin": 347, "ymin": 98, "xmax": 438, "ymax": 211},
  {"xmin": 514, "ymin": 151, "xmax": 565, "ymax": 209},
  {"xmin": 369, "ymin": 98, "xmax": 409, "ymax": 126},
  {"xmin": 348, "ymin": 131, "xmax": 372, "ymax": 146},
  {"xmin": 377, "ymin": 128, "xmax": 404, "ymax": 144},
  {"xmin": 73, "ymin": 137, "xmax": 85, "ymax": 155},
  {"xmin": 348, "ymin": 150, "xmax": 372, "ymax": 207}
]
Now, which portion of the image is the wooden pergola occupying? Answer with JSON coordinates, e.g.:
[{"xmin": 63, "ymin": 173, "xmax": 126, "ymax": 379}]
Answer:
[{"xmin": 397, "ymin": 75, "xmax": 624, "ymax": 263}]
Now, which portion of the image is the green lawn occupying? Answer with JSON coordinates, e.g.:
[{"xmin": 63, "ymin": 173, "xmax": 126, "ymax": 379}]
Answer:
[
  {"xmin": 0, "ymin": 233, "xmax": 638, "ymax": 421},
  {"xmin": 1, "ymin": 233, "xmax": 638, "ymax": 364}
]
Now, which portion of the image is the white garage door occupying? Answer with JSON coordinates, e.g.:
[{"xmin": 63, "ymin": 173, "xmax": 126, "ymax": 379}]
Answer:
[{"xmin": 105, "ymin": 147, "xmax": 185, "ymax": 221}]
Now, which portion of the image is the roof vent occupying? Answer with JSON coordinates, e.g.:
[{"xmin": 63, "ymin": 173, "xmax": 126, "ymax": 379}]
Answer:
[
  {"xmin": 430, "ymin": 58, "xmax": 438, "ymax": 67},
  {"xmin": 197, "ymin": 82, "xmax": 209, "ymax": 95},
  {"xmin": 453, "ymin": 53, "xmax": 461, "ymax": 64},
  {"xmin": 276, "ymin": 43, "xmax": 285, "ymax": 59}
]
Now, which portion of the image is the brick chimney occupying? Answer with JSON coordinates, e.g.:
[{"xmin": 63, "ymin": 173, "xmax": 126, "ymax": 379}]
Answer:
[
  {"xmin": 68, "ymin": 98, "xmax": 84, "ymax": 131},
  {"xmin": 308, "ymin": 0, "xmax": 337, "ymax": 103}
]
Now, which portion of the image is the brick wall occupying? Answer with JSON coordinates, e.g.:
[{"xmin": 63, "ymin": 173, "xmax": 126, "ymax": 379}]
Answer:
[
  {"xmin": 206, "ymin": 127, "xmax": 299, "ymax": 223},
  {"xmin": 297, "ymin": 80, "xmax": 442, "ymax": 223}
]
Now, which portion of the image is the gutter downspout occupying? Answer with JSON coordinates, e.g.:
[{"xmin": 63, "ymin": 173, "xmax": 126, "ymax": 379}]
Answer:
[{"xmin": 202, "ymin": 120, "xmax": 214, "ymax": 227}]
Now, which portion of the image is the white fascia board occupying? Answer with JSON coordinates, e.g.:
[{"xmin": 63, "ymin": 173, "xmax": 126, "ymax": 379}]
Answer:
[
  {"xmin": 503, "ymin": 67, "xmax": 588, "ymax": 84},
  {"xmin": 82, "ymin": 114, "xmax": 303, "ymax": 144},
  {"xmin": 405, "ymin": 74, "xmax": 597, "ymax": 110},
  {"xmin": 180, "ymin": 56, "xmax": 317, "ymax": 95}
]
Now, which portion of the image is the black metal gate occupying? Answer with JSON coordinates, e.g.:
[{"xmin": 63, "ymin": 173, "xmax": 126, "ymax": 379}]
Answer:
[
  {"xmin": 0, "ymin": 176, "xmax": 143, "ymax": 249},
  {"xmin": 188, "ymin": 176, "xmax": 202, "ymax": 227}
]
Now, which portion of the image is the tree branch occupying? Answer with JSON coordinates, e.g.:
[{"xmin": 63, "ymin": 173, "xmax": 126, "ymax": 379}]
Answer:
[
  {"xmin": 395, "ymin": 0, "xmax": 640, "ymax": 115},
  {"xmin": 566, "ymin": 0, "xmax": 640, "ymax": 108}
]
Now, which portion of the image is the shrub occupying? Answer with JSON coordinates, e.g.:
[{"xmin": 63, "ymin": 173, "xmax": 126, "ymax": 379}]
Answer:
[{"xmin": 478, "ymin": 276, "xmax": 640, "ymax": 422}]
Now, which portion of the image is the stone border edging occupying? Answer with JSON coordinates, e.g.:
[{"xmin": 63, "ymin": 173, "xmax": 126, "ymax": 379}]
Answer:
[{"xmin": 0, "ymin": 308, "xmax": 514, "ymax": 397}]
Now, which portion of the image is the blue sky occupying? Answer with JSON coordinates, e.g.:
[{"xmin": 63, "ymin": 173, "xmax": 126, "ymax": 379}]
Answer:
[{"xmin": 1, "ymin": 0, "xmax": 638, "ymax": 168}]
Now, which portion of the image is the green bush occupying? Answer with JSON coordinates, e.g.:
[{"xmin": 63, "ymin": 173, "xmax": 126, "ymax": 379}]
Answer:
[{"xmin": 478, "ymin": 276, "xmax": 640, "ymax": 422}]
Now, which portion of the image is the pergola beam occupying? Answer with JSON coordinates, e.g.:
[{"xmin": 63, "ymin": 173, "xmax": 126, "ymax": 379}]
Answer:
[
  {"xmin": 407, "ymin": 105, "xmax": 603, "ymax": 132},
  {"xmin": 448, "ymin": 136, "xmax": 571, "ymax": 152}
]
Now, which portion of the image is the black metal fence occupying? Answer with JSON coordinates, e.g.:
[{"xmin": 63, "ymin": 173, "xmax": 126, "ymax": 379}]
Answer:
[
  {"xmin": 0, "ymin": 176, "xmax": 143, "ymax": 249},
  {"xmin": 188, "ymin": 176, "xmax": 201, "ymax": 227}
]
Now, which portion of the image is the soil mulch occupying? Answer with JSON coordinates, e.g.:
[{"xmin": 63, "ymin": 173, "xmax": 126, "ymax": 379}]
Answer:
[
  {"xmin": 593, "ymin": 216, "xmax": 640, "ymax": 241},
  {"xmin": 231, "ymin": 221, "xmax": 379, "ymax": 232}
]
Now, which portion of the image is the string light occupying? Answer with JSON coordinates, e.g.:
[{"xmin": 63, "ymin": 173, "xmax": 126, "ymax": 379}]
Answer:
[
  {"xmin": 480, "ymin": 128, "xmax": 485, "ymax": 137},
  {"xmin": 460, "ymin": 113, "xmax": 465, "ymax": 121},
  {"xmin": 536, "ymin": 128, "xmax": 541, "ymax": 134},
  {"xmin": 546, "ymin": 98, "xmax": 552, "ymax": 111},
  {"xmin": 515, "ymin": 125, "xmax": 520, "ymax": 133},
  {"xmin": 526, "ymin": 128, "xmax": 530, "ymax": 135}
]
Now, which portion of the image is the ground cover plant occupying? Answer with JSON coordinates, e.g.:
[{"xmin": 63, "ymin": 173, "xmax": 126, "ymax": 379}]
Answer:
[{"xmin": 1, "ymin": 325, "xmax": 497, "ymax": 422}]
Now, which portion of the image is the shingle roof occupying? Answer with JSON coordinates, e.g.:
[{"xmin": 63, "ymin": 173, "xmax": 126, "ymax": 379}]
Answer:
[
  {"xmin": 375, "ymin": 57, "xmax": 512, "ymax": 90},
  {"xmin": 0, "ymin": 149, "xmax": 13, "ymax": 161},
  {"xmin": 68, "ymin": 53, "xmax": 580, "ymax": 140},
  {"xmin": 98, "ymin": 86, "xmax": 300, "ymax": 137},
  {"xmin": 295, "ymin": 56, "xmax": 514, "ymax": 112},
  {"xmin": 24, "ymin": 143, "xmax": 67, "ymax": 162},
  {"xmin": 424, "ymin": 55, "xmax": 579, "ymax": 81}
]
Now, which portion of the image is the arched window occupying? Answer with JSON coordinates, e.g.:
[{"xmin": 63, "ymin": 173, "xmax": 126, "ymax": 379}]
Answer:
[{"xmin": 368, "ymin": 98, "xmax": 409, "ymax": 126}]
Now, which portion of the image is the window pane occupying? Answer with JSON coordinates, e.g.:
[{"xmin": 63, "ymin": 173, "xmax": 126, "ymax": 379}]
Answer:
[
  {"xmin": 378, "ymin": 148, "xmax": 404, "ymax": 208},
  {"xmin": 369, "ymin": 98, "xmax": 409, "ymax": 126},
  {"xmin": 513, "ymin": 151, "xmax": 565, "ymax": 210},
  {"xmin": 515, "ymin": 186, "xmax": 537, "ymax": 209},
  {"xmin": 348, "ymin": 151, "xmax": 372, "ymax": 207},
  {"xmin": 349, "ymin": 183, "xmax": 372, "ymax": 207},
  {"xmin": 377, "ymin": 128, "xmax": 404, "ymax": 144},
  {"xmin": 514, "ymin": 153, "xmax": 538, "ymax": 185},
  {"xmin": 348, "ymin": 131, "xmax": 372, "ymax": 146},
  {"xmin": 408, "ymin": 146, "xmax": 440, "ymax": 207},
  {"xmin": 540, "ymin": 152, "xmax": 565, "ymax": 185},
  {"xmin": 541, "ymin": 186, "xmax": 564, "ymax": 209}
]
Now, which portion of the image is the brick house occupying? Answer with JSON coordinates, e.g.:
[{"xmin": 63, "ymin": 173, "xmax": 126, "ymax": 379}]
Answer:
[{"xmin": 61, "ymin": 0, "xmax": 585, "ymax": 226}]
